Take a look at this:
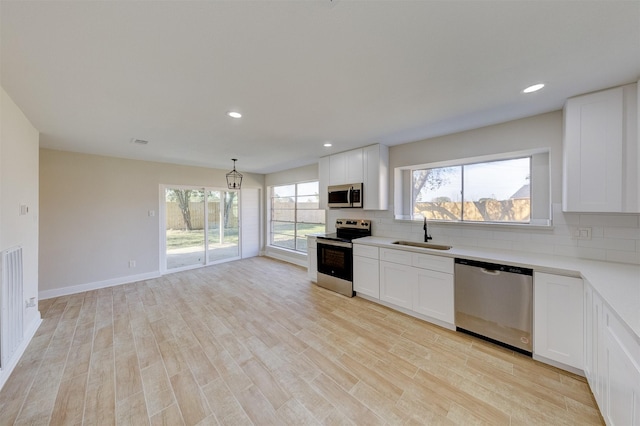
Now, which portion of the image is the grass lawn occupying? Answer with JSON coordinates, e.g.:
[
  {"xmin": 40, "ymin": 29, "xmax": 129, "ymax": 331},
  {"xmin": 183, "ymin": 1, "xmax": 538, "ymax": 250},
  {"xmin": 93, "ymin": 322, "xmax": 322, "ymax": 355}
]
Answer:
[{"xmin": 166, "ymin": 228, "xmax": 238, "ymax": 250}]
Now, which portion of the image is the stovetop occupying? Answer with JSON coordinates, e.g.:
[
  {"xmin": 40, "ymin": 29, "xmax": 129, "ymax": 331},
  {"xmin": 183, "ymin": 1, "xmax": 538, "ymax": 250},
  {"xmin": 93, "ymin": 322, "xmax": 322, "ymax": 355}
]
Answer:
[{"xmin": 316, "ymin": 219, "xmax": 371, "ymax": 242}]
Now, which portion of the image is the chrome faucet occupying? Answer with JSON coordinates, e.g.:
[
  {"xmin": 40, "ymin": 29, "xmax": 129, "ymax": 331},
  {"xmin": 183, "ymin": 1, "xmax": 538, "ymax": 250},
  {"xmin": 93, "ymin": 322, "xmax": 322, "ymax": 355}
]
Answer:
[{"xmin": 423, "ymin": 217, "xmax": 432, "ymax": 242}]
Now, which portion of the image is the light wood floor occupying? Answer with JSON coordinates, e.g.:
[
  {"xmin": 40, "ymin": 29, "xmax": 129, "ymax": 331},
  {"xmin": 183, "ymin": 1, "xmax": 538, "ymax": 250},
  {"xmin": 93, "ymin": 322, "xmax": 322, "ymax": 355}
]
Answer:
[{"xmin": 0, "ymin": 257, "xmax": 603, "ymax": 425}]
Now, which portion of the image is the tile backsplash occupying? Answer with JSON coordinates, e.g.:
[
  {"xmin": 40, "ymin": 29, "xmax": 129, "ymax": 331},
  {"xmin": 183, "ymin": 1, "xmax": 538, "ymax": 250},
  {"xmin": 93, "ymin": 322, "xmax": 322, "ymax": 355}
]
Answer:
[{"xmin": 327, "ymin": 204, "xmax": 640, "ymax": 265}]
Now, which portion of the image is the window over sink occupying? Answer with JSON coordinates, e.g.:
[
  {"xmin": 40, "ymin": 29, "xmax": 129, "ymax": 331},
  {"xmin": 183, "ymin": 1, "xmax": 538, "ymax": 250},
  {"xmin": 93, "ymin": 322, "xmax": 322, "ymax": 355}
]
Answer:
[{"xmin": 395, "ymin": 150, "xmax": 551, "ymax": 226}]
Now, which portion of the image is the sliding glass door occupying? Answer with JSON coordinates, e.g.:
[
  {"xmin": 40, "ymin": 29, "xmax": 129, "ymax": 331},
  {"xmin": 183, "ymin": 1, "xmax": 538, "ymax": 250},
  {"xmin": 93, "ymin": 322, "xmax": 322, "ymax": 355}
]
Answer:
[
  {"xmin": 207, "ymin": 190, "xmax": 239, "ymax": 262},
  {"xmin": 164, "ymin": 186, "xmax": 240, "ymax": 271}
]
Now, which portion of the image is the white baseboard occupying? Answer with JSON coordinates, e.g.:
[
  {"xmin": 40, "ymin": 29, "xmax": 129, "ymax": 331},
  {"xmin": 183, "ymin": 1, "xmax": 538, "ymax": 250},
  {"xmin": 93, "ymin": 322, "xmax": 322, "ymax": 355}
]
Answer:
[
  {"xmin": 39, "ymin": 270, "xmax": 161, "ymax": 300},
  {"xmin": 532, "ymin": 354, "xmax": 585, "ymax": 377},
  {"xmin": 0, "ymin": 314, "xmax": 42, "ymax": 392},
  {"xmin": 264, "ymin": 248, "xmax": 307, "ymax": 268}
]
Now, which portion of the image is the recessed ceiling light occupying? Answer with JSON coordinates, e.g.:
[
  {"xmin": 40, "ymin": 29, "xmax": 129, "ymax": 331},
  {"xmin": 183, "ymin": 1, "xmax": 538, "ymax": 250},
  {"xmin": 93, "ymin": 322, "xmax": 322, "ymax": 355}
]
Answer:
[
  {"xmin": 523, "ymin": 83, "xmax": 545, "ymax": 93},
  {"xmin": 227, "ymin": 111, "xmax": 242, "ymax": 118},
  {"xmin": 324, "ymin": 142, "xmax": 332, "ymax": 147}
]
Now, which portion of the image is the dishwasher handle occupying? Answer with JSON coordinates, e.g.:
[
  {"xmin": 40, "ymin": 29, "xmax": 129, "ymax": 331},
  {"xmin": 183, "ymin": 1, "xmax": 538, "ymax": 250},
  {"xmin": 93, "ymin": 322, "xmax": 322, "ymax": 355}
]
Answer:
[{"xmin": 481, "ymin": 268, "xmax": 501, "ymax": 275}]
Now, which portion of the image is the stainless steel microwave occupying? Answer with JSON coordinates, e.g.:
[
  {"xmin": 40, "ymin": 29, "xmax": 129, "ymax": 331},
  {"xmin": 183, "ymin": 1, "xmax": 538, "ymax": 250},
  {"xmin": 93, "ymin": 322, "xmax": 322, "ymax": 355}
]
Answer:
[{"xmin": 327, "ymin": 183, "xmax": 363, "ymax": 208}]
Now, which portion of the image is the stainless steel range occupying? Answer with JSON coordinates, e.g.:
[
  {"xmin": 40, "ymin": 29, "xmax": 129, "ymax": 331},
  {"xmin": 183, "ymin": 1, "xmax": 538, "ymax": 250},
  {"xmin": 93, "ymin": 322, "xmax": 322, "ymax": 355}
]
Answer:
[{"xmin": 316, "ymin": 219, "xmax": 372, "ymax": 297}]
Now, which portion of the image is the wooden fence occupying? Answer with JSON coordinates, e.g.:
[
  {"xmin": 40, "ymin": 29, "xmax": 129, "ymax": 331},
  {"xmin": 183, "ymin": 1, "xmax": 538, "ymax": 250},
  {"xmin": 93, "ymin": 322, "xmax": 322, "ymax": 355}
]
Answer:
[
  {"xmin": 416, "ymin": 199, "xmax": 530, "ymax": 222},
  {"xmin": 166, "ymin": 202, "xmax": 238, "ymax": 230}
]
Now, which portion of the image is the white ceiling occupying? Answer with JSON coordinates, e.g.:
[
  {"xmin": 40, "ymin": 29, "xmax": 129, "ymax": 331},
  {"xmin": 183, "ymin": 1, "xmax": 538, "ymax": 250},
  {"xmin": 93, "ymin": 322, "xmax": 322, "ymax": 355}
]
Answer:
[{"xmin": 2, "ymin": 1, "xmax": 639, "ymax": 174}]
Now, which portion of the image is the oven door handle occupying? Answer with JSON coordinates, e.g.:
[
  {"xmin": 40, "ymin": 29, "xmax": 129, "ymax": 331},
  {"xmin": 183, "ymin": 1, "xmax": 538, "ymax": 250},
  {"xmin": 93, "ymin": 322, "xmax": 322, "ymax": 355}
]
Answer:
[{"xmin": 317, "ymin": 239, "xmax": 352, "ymax": 249}]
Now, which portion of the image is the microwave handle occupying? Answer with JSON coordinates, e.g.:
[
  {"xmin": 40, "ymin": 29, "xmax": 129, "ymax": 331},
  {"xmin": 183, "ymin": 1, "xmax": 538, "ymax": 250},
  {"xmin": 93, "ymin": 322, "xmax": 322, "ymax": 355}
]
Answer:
[{"xmin": 347, "ymin": 186, "xmax": 352, "ymax": 205}]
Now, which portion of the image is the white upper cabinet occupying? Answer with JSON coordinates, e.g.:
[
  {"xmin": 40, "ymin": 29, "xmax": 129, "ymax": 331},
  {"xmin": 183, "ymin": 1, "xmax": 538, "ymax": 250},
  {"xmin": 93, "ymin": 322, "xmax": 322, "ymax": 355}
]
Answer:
[
  {"xmin": 363, "ymin": 144, "xmax": 389, "ymax": 210},
  {"xmin": 320, "ymin": 144, "xmax": 389, "ymax": 210},
  {"xmin": 318, "ymin": 156, "xmax": 330, "ymax": 210},
  {"xmin": 562, "ymin": 82, "xmax": 639, "ymax": 212},
  {"xmin": 329, "ymin": 148, "xmax": 363, "ymax": 185}
]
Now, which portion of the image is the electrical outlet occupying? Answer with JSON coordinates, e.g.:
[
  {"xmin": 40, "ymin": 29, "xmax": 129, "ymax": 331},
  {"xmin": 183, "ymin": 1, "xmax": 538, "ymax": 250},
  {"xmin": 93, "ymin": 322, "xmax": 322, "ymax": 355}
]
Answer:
[
  {"xmin": 25, "ymin": 297, "xmax": 36, "ymax": 308},
  {"xmin": 129, "ymin": 260, "xmax": 136, "ymax": 268},
  {"xmin": 575, "ymin": 227, "xmax": 592, "ymax": 240}
]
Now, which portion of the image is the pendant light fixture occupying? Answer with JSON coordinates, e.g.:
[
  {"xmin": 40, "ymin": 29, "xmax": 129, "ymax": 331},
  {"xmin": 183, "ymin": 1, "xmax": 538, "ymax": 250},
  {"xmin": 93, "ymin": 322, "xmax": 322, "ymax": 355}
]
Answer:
[{"xmin": 226, "ymin": 159, "xmax": 243, "ymax": 190}]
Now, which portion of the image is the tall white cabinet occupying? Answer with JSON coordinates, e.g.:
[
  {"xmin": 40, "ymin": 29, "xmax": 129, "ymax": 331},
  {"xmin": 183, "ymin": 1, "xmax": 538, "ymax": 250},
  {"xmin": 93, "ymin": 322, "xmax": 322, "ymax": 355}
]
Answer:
[{"xmin": 563, "ymin": 82, "xmax": 639, "ymax": 212}]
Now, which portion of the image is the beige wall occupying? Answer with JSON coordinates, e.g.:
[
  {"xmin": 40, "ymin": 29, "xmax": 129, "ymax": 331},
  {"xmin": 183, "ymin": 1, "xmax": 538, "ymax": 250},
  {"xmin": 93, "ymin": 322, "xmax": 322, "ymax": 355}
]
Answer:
[
  {"xmin": 39, "ymin": 149, "xmax": 264, "ymax": 296},
  {"xmin": 0, "ymin": 87, "xmax": 40, "ymax": 342},
  {"xmin": 264, "ymin": 163, "xmax": 318, "ymax": 187},
  {"xmin": 390, "ymin": 111, "xmax": 562, "ymax": 203}
]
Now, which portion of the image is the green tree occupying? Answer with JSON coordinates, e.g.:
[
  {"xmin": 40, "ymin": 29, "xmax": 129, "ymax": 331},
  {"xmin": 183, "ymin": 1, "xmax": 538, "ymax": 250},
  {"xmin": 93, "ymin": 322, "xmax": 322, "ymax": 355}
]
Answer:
[{"xmin": 167, "ymin": 189, "xmax": 194, "ymax": 230}]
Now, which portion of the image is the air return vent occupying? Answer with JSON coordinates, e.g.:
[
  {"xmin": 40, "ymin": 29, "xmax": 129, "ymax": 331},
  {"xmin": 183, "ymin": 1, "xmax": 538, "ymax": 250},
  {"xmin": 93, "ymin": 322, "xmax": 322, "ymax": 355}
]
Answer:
[{"xmin": 1, "ymin": 246, "xmax": 24, "ymax": 369}]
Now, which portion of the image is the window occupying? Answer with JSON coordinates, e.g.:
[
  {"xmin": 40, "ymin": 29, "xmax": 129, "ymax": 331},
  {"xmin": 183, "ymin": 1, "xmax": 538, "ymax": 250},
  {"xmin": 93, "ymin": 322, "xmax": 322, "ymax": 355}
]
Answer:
[
  {"xmin": 270, "ymin": 181, "xmax": 325, "ymax": 253},
  {"xmin": 412, "ymin": 157, "xmax": 532, "ymax": 223}
]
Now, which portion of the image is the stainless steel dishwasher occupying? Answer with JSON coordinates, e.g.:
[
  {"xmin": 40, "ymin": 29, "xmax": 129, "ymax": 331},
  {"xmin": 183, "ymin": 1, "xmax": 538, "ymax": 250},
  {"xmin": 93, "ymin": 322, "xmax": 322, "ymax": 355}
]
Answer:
[{"xmin": 454, "ymin": 258, "xmax": 533, "ymax": 355}]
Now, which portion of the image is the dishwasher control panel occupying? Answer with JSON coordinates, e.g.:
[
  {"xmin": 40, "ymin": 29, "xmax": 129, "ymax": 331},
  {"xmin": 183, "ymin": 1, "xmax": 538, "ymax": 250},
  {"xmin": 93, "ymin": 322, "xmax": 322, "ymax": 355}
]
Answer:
[{"xmin": 454, "ymin": 258, "xmax": 533, "ymax": 276}]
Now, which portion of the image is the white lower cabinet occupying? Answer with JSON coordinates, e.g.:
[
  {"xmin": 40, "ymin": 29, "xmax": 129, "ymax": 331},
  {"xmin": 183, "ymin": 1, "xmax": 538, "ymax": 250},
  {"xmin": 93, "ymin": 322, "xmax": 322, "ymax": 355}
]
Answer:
[
  {"xmin": 584, "ymin": 283, "xmax": 603, "ymax": 402},
  {"xmin": 602, "ymin": 304, "xmax": 640, "ymax": 426},
  {"xmin": 414, "ymin": 268, "xmax": 454, "ymax": 324},
  {"xmin": 378, "ymin": 247, "xmax": 454, "ymax": 327},
  {"xmin": 533, "ymin": 272, "xmax": 584, "ymax": 370},
  {"xmin": 585, "ymin": 280, "xmax": 640, "ymax": 425},
  {"xmin": 353, "ymin": 245, "xmax": 380, "ymax": 299},
  {"xmin": 379, "ymin": 260, "xmax": 414, "ymax": 309},
  {"xmin": 307, "ymin": 236, "xmax": 317, "ymax": 283}
]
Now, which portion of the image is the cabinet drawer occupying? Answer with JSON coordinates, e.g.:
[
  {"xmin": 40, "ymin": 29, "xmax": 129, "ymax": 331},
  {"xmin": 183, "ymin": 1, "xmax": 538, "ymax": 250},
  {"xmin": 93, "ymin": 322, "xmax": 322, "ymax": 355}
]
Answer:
[
  {"xmin": 353, "ymin": 244, "xmax": 379, "ymax": 259},
  {"xmin": 380, "ymin": 248, "xmax": 412, "ymax": 266},
  {"xmin": 412, "ymin": 253, "xmax": 453, "ymax": 274}
]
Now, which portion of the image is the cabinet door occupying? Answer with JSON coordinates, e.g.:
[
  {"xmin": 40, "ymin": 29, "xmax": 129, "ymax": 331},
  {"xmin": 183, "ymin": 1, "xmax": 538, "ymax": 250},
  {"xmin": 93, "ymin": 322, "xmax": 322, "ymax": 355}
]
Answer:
[
  {"xmin": 379, "ymin": 260, "xmax": 414, "ymax": 309},
  {"xmin": 413, "ymin": 268, "xmax": 454, "ymax": 325},
  {"xmin": 307, "ymin": 237, "xmax": 317, "ymax": 283},
  {"xmin": 534, "ymin": 272, "xmax": 584, "ymax": 370},
  {"xmin": 603, "ymin": 305, "xmax": 640, "ymax": 426},
  {"xmin": 563, "ymin": 87, "xmax": 624, "ymax": 212},
  {"xmin": 584, "ymin": 283, "xmax": 596, "ymax": 385},
  {"xmin": 345, "ymin": 149, "xmax": 364, "ymax": 183},
  {"xmin": 329, "ymin": 152, "xmax": 347, "ymax": 185},
  {"xmin": 354, "ymin": 255, "xmax": 380, "ymax": 299}
]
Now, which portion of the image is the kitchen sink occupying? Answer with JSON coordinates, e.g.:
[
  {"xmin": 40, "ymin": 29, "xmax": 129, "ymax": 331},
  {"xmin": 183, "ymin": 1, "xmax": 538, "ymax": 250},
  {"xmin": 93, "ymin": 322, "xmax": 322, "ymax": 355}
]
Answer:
[{"xmin": 392, "ymin": 241, "xmax": 452, "ymax": 250}]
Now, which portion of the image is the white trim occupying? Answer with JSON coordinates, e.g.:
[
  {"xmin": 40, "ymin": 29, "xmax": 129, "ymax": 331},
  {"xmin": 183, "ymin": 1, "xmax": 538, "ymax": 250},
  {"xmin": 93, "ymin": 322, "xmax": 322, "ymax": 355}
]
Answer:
[
  {"xmin": 159, "ymin": 184, "xmax": 242, "ymax": 274},
  {"xmin": 0, "ymin": 314, "xmax": 42, "ymax": 392},
  {"xmin": 265, "ymin": 247, "xmax": 308, "ymax": 268},
  {"xmin": 38, "ymin": 271, "xmax": 161, "ymax": 300}
]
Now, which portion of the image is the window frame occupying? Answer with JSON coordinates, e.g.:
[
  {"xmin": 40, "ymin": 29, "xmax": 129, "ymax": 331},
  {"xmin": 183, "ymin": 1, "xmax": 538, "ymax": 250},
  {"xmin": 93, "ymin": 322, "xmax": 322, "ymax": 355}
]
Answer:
[
  {"xmin": 269, "ymin": 180, "xmax": 325, "ymax": 253},
  {"xmin": 394, "ymin": 149, "xmax": 551, "ymax": 227},
  {"xmin": 412, "ymin": 156, "xmax": 532, "ymax": 224}
]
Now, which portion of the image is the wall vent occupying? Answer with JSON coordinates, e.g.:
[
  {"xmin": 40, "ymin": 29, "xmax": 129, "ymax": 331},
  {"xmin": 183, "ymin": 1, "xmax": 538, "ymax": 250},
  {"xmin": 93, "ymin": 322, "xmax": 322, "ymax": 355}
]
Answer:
[{"xmin": 0, "ymin": 246, "xmax": 24, "ymax": 369}]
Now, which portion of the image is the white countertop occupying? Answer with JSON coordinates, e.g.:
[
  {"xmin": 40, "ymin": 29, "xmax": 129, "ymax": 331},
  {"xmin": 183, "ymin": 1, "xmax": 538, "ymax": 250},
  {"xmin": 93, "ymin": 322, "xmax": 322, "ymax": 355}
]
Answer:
[{"xmin": 354, "ymin": 236, "xmax": 640, "ymax": 341}]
